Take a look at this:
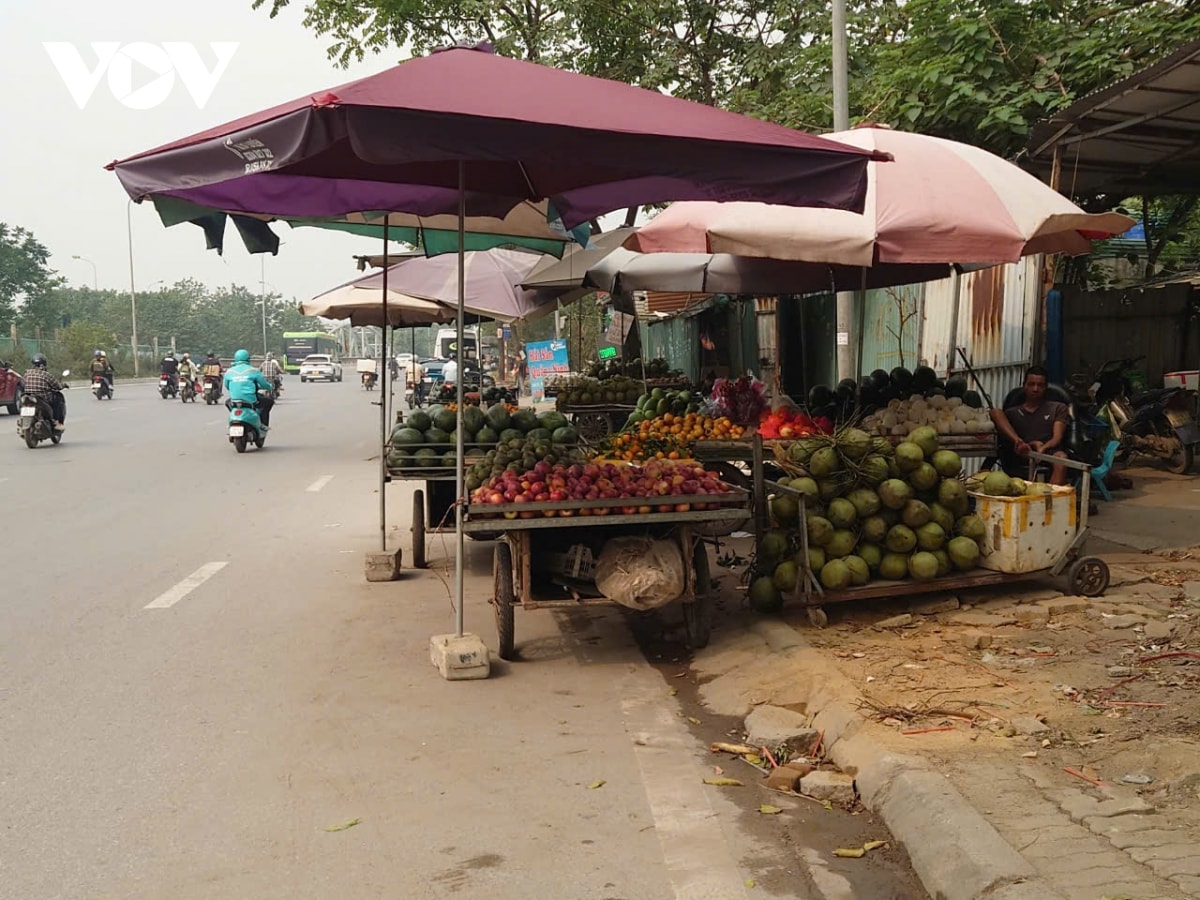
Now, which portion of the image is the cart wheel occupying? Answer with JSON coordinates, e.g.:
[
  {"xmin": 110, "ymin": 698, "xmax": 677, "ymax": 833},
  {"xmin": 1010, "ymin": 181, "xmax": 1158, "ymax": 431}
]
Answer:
[
  {"xmin": 683, "ymin": 539, "xmax": 714, "ymax": 649},
  {"xmin": 806, "ymin": 607, "xmax": 829, "ymax": 628},
  {"xmin": 574, "ymin": 413, "xmax": 612, "ymax": 442},
  {"xmin": 411, "ymin": 490, "xmax": 427, "ymax": 569},
  {"xmin": 1068, "ymin": 556, "xmax": 1110, "ymax": 597},
  {"xmin": 493, "ymin": 542, "xmax": 516, "ymax": 661}
]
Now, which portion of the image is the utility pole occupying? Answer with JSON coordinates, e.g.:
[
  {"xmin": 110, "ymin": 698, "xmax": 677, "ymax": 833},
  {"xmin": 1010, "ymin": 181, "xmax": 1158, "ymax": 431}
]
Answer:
[
  {"xmin": 126, "ymin": 199, "xmax": 140, "ymax": 376},
  {"xmin": 259, "ymin": 256, "xmax": 268, "ymax": 359},
  {"xmin": 833, "ymin": 0, "xmax": 855, "ymax": 383}
]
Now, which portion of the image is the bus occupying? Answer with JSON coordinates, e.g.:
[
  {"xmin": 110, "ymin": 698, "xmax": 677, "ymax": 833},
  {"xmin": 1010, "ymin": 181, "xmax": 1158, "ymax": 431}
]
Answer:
[{"xmin": 282, "ymin": 332, "xmax": 341, "ymax": 373}]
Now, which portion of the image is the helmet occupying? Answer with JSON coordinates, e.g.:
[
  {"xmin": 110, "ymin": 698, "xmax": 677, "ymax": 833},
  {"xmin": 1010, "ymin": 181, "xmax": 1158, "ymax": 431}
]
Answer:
[
  {"xmin": 93, "ymin": 350, "xmax": 102, "ymax": 358},
  {"xmin": 31, "ymin": 353, "xmax": 47, "ymax": 368},
  {"xmin": 234, "ymin": 349, "xmax": 251, "ymax": 364},
  {"xmin": 206, "ymin": 351, "xmax": 215, "ymax": 357},
  {"xmin": 266, "ymin": 352, "xmax": 273, "ymax": 360}
]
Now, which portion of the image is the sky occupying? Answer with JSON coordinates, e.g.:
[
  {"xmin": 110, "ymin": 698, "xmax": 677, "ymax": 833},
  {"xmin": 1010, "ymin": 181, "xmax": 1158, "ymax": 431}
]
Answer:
[{"xmin": 1, "ymin": 0, "xmax": 396, "ymax": 304}]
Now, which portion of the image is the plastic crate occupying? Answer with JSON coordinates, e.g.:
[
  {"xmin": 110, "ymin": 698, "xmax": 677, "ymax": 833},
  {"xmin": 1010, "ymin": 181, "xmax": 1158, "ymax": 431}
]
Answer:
[
  {"xmin": 547, "ymin": 545, "xmax": 596, "ymax": 580},
  {"xmin": 970, "ymin": 485, "xmax": 1076, "ymax": 574}
]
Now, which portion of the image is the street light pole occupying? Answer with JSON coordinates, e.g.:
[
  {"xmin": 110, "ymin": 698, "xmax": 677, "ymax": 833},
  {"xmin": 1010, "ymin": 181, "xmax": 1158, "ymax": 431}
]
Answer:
[
  {"xmin": 126, "ymin": 199, "xmax": 140, "ymax": 376},
  {"xmin": 832, "ymin": 0, "xmax": 855, "ymax": 382},
  {"xmin": 70, "ymin": 255, "xmax": 98, "ymax": 290},
  {"xmin": 259, "ymin": 256, "xmax": 268, "ymax": 358}
]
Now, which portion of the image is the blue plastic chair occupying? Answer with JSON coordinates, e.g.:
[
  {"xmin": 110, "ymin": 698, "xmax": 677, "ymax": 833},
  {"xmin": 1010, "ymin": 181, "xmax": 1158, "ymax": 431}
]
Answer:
[{"xmin": 1089, "ymin": 440, "xmax": 1121, "ymax": 501}]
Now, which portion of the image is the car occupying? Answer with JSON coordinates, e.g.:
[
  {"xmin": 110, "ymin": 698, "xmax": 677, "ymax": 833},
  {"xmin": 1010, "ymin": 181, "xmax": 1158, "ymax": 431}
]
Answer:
[
  {"xmin": 298, "ymin": 354, "xmax": 343, "ymax": 383},
  {"xmin": 0, "ymin": 358, "xmax": 23, "ymax": 414}
]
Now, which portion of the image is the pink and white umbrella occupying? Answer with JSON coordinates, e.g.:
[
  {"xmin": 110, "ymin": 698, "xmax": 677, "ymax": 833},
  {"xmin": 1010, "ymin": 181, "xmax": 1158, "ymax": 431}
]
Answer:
[{"xmin": 627, "ymin": 126, "xmax": 1133, "ymax": 266}]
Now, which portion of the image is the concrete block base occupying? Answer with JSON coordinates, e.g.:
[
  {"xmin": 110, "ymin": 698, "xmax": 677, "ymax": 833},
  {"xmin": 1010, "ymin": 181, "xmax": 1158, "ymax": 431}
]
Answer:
[
  {"xmin": 430, "ymin": 633, "xmax": 491, "ymax": 681},
  {"xmin": 364, "ymin": 548, "xmax": 403, "ymax": 582}
]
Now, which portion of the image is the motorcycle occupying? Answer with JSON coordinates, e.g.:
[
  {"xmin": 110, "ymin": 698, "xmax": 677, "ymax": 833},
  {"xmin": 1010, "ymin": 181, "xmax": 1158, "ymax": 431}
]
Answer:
[
  {"xmin": 362, "ymin": 370, "xmax": 377, "ymax": 391},
  {"xmin": 159, "ymin": 373, "xmax": 178, "ymax": 399},
  {"xmin": 1080, "ymin": 357, "xmax": 1199, "ymax": 474},
  {"xmin": 228, "ymin": 390, "xmax": 269, "ymax": 453},
  {"xmin": 17, "ymin": 371, "xmax": 70, "ymax": 449},
  {"xmin": 202, "ymin": 374, "xmax": 221, "ymax": 405},
  {"xmin": 179, "ymin": 376, "xmax": 198, "ymax": 403},
  {"xmin": 91, "ymin": 373, "xmax": 112, "ymax": 400}
]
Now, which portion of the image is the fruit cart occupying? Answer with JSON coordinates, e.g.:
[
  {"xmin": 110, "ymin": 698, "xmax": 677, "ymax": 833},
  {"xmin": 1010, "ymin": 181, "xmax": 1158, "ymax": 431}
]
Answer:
[
  {"xmin": 465, "ymin": 490, "xmax": 751, "ymax": 659},
  {"xmin": 783, "ymin": 451, "xmax": 1109, "ymax": 627},
  {"xmin": 562, "ymin": 403, "xmax": 638, "ymax": 441},
  {"xmin": 386, "ymin": 449, "xmax": 477, "ymax": 570}
]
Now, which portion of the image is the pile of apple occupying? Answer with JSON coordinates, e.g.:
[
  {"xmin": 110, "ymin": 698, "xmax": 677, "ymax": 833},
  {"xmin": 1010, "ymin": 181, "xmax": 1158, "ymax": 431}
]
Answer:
[{"xmin": 469, "ymin": 459, "xmax": 738, "ymax": 519}]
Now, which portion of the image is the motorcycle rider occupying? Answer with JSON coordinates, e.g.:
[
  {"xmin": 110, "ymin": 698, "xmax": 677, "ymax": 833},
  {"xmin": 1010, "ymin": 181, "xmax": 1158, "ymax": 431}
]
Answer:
[
  {"xmin": 178, "ymin": 352, "xmax": 202, "ymax": 393},
  {"xmin": 224, "ymin": 349, "xmax": 275, "ymax": 427},
  {"xmin": 201, "ymin": 352, "xmax": 223, "ymax": 400},
  {"xmin": 260, "ymin": 352, "xmax": 284, "ymax": 394},
  {"xmin": 22, "ymin": 353, "xmax": 67, "ymax": 430},
  {"xmin": 88, "ymin": 350, "xmax": 114, "ymax": 392}
]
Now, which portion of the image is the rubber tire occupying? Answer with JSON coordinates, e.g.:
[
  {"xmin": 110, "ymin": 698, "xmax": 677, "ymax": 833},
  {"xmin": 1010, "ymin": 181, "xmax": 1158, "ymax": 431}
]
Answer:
[
  {"xmin": 254, "ymin": 434, "xmax": 264, "ymax": 449},
  {"xmin": 234, "ymin": 436, "xmax": 247, "ymax": 453},
  {"xmin": 1165, "ymin": 436, "xmax": 1193, "ymax": 475},
  {"xmin": 24, "ymin": 427, "xmax": 37, "ymax": 449},
  {"xmin": 411, "ymin": 489, "xmax": 427, "ymax": 569},
  {"xmin": 574, "ymin": 412, "xmax": 612, "ymax": 442},
  {"xmin": 1068, "ymin": 556, "xmax": 1110, "ymax": 597},
  {"xmin": 50, "ymin": 429, "xmax": 62, "ymax": 445},
  {"xmin": 682, "ymin": 539, "xmax": 714, "ymax": 649},
  {"xmin": 493, "ymin": 541, "xmax": 516, "ymax": 661}
]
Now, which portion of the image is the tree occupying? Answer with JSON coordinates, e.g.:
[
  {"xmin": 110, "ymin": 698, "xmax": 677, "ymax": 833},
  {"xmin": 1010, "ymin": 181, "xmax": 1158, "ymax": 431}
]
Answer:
[
  {"xmin": 59, "ymin": 322, "xmax": 119, "ymax": 374},
  {"xmin": 0, "ymin": 224, "xmax": 58, "ymax": 331}
]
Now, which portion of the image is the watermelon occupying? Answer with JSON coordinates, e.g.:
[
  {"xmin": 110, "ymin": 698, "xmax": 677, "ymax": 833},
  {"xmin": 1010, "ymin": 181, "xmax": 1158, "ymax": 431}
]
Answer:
[
  {"xmin": 433, "ymin": 408, "xmax": 457, "ymax": 434},
  {"xmin": 462, "ymin": 405, "xmax": 486, "ymax": 435},
  {"xmin": 485, "ymin": 403, "xmax": 511, "ymax": 432},
  {"xmin": 392, "ymin": 427, "xmax": 425, "ymax": 446},
  {"xmin": 538, "ymin": 411, "xmax": 569, "ymax": 432},
  {"xmin": 552, "ymin": 426, "xmax": 578, "ymax": 444},
  {"xmin": 499, "ymin": 428, "xmax": 523, "ymax": 444},
  {"xmin": 424, "ymin": 427, "xmax": 451, "ymax": 445},
  {"xmin": 442, "ymin": 451, "xmax": 458, "ymax": 468},
  {"xmin": 415, "ymin": 448, "xmax": 439, "ymax": 468},
  {"xmin": 406, "ymin": 410, "xmax": 432, "ymax": 433},
  {"xmin": 526, "ymin": 428, "xmax": 553, "ymax": 442},
  {"xmin": 474, "ymin": 426, "xmax": 498, "ymax": 445},
  {"xmin": 511, "ymin": 409, "xmax": 539, "ymax": 433}
]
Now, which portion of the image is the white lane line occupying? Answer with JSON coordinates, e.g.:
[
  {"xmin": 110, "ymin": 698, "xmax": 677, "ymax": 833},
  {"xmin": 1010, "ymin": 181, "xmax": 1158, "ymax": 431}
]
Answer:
[
  {"xmin": 306, "ymin": 474, "xmax": 335, "ymax": 493},
  {"xmin": 144, "ymin": 562, "xmax": 228, "ymax": 610},
  {"xmin": 621, "ymin": 670, "xmax": 752, "ymax": 899}
]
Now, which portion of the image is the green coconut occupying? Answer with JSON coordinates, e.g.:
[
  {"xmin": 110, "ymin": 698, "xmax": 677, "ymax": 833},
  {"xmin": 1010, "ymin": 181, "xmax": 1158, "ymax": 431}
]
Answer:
[
  {"xmin": 788, "ymin": 476, "xmax": 820, "ymax": 503},
  {"xmin": 789, "ymin": 438, "xmax": 822, "ymax": 466},
  {"xmin": 948, "ymin": 536, "xmax": 982, "ymax": 571},
  {"xmin": 879, "ymin": 552, "xmax": 910, "ymax": 580},
  {"xmin": 982, "ymin": 470, "xmax": 1013, "ymax": 497},
  {"xmin": 909, "ymin": 426, "xmax": 939, "ymax": 458},
  {"xmin": 827, "ymin": 498, "xmax": 858, "ymax": 529},
  {"xmin": 771, "ymin": 494, "xmax": 801, "ymax": 526},
  {"xmin": 844, "ymin": 555, "xmax": 871, "ymax": 586},
  {"xmin": 908, "ymin": 462, "xmax": 940, "ymax": 492},
  {"xmin": 931, "ymin": 450, "xmax": 963, "ymax": 478},
  {"xmin": 861, "ymin": 515, "xmax": 889, "ymax": 544},
  {"xmin": 1008, "ymin": 477, "xmax": 1028, "ymax": 497},
  {"xmin": 760, "ymin": 529, "xmax": 791, "ymax": 562},
  {"xmin": 808, "ymin": 446, "xmax": 841, "ymax": 478},
  {"xmin": 929, "ymin": 502, "xmax": 956, "ymax": 533},
  {"xmin": 878, "ymin": 479, "xmax": 913, "ymax": 510},
  {"xmin": 901, "ymin": 499, "xmax": 932, "ymax": 529},
  {"xmin": 916, "ymin": 521, "xmax": 947, "ymax": 551},
  {"xmin": 933, "ymin": 549, "xmax": 952, "ymax": 576},
  {"xmin": 955, "ymin": 515, "xmax": 987, "ymax": 542},
  {"xmin": 826, "ymin": 529, "xmax": 858, "ymax": 559},
  {"xmin": 1025, "ymin": 482, "xmax": 1055, "ymax": 497},
  {"xmin": 895, "ymin": 441, "xmax": 925, "ymax": 473},
  {"xmin": 938, "ymin": 479, "xmax": 969, "ymax": 515},
  {"xmin": 818, "ymin": 477, "xmax": 848, "ymax": 502},
  {"xmin": 839, "ymin": 428, "xmax": 873, "ymax": 461},
  {"xmin": 773, "ymin": 560, "xmax": 799, "ymax": 593},
  {"xmin": 857, "ymin": 542, "xmax": 883, "ymax": 572},
  {"xmin": 847, "ymin": 487, "xmax": 882, "ymax": 519},
  {"xmin": 820, "ymin": 559, "xmax": 852, "ymax": 591},
  {"xmin": 886, "ymin": 524, "xmax": 918, "ymax": 554},
  {"xmin": 807, "ymin": 516, "xmax": 835, "ymax": 547},
  {"xmin": 879, "ymin": 508, "xmax": 901, "ymax": 527},
  {"xmin": 871, "ymin": 437, "xmax": 895, "ymax": 457},
  {"xmin": 908, "ymin": 551, "xmax": 939, "ymax": 581},
  {"xmin": 805, "ymin": 546, "xmax": 827, "ymax": 573},
  {"xmin": 749, "ymin": 576, "xmax": 784, "ymax": 612},
  {"xmin": 859, "ymin": 455, "xmax": 891, "ymax": 485}
]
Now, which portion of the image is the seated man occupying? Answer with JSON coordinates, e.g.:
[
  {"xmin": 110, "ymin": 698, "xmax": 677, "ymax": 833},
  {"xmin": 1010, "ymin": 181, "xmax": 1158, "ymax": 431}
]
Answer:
[{"xmin": 989, "ymin": 365, "xmax": 1069, "ymax": 485}]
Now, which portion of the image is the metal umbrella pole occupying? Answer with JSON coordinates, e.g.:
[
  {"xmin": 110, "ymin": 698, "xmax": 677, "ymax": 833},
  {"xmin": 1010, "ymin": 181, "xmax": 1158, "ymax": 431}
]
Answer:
[
  {"xmin": 455, "ymin": 161, "xmax": 467, "ymax": 638},
  {"xmin": 379, "ymin": 221, "xmax": 390, "ymax": 552}
]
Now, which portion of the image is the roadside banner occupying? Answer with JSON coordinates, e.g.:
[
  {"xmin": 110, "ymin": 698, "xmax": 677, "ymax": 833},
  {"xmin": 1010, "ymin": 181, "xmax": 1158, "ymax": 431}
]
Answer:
[{"xmin": 527, "ymin": 338, "xmax": 569, "ymax": 402}]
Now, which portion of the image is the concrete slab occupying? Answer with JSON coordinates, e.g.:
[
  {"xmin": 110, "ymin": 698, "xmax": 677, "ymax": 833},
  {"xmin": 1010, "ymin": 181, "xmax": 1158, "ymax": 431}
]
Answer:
[{"xmin": 429, "ymin": 633, "xmax": 491, "ymax": 680}]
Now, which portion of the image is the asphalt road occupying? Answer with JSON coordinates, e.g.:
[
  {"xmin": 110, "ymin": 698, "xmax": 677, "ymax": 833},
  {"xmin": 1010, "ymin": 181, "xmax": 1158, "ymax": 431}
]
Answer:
[{"xmin": 0, "ymin": 377, "xmax": 915, "ymax": 900}]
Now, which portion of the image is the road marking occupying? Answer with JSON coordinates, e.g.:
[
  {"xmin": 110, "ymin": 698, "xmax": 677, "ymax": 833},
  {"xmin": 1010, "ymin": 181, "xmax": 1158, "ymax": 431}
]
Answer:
[
  {"xmin": 306, "ymin": 474, "xmax": 335, "ymax": 493},
  {"xmin": 145, "ymin": 562, "xmax": 228, "ymax": 609},
  {"xmin": 621, "ymin": 670, "xmax": 752, "ymax": 899}
]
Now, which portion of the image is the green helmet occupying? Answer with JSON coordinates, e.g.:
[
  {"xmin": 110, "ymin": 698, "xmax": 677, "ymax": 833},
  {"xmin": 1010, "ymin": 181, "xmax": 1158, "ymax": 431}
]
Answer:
[{"xmin": 234, "ymin": 349, "xmax": 251, "ymax": 364}]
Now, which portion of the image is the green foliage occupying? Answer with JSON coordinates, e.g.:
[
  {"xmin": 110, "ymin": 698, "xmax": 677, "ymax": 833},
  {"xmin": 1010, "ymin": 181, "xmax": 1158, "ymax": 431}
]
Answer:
[
  {"xmin": 0, "ymin": 223, "xmax": 58, "ymax": 331},
  {"xmin": 60, "ymin": 322, "xmax": 119, "ymax": 375}
]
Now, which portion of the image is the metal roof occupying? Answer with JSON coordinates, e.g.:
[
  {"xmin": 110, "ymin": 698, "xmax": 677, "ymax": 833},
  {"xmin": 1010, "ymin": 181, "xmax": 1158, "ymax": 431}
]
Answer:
[{"xmin": 1023, "ymin": 39, "xmax": 1200, "ymax": 197}]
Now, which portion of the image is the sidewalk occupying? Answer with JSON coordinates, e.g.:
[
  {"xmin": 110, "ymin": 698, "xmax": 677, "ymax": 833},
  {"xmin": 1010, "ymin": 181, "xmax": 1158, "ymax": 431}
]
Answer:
[{"xmin": 692, "ymin": 466, "xmax": 1200, "ymax": 900}]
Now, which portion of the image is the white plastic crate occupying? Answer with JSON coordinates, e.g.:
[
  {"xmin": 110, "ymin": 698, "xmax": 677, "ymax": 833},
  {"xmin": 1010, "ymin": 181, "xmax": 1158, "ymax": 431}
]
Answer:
[
  {"xmin": 1164, "ymin": 370, "xmax": 1198, "ymax": 390},
  {"xmin": 969, "ymin": 485, "xmax": 1076, "ymax": 574}
]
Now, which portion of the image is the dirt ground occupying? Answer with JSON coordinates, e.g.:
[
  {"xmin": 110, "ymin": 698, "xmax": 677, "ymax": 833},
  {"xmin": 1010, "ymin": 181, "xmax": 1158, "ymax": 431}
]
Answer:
[{"xmin": 774, "ymin": 545, "xmax": 1200, "ymax": 825}]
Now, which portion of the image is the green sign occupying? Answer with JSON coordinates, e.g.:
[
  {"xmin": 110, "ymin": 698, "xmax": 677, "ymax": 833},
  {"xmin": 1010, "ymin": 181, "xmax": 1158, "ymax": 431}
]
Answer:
[{"xmin": 598, "ymin": 346, "xmax": 618, "ymax": 359}]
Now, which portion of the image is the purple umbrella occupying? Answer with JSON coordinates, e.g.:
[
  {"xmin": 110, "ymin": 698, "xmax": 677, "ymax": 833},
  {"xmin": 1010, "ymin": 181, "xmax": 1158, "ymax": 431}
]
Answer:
[{"xmin": 106, "ymin": 43, "xmax": 884, "ymax": 646}]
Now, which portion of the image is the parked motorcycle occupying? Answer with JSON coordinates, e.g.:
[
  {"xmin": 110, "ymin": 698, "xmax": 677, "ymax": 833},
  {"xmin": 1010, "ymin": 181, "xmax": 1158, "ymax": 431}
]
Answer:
[
  {"xmin": 202, "ymin": 374, "xmax": 221, "ymax": 405},
  {"xmin": 1078, "ymin": 357, "xmax": 1199, "ymax": 474},
  {"xmin": 91, "ymin": 373, "xmax": 112, "ymax": 401},
  {"xmin": 228, "ymin": 390, "xmax": 269, "ymax": 453},
  {"xmin": 17, "ymin": 371, "xmax": 70, "ymax": 449},
  {"xmin": 179, "ymin": 376, "xmax": 198, "ymax": 403},
  {"xmin": 159, "ymin": 373, "xmax": 178, "ymax": 399}
]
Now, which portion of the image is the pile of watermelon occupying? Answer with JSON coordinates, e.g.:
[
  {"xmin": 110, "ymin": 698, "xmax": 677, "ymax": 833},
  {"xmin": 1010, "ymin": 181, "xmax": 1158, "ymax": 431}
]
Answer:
[{"xmin": 387, "ymin": 403, "xmax": 581, "ymax": 476}]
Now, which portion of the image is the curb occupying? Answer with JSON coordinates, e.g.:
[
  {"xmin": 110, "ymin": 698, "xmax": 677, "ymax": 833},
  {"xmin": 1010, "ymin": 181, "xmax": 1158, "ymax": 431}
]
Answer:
[{"xmin": 749, "ymin": 619, "xmax": 1069, "ymax": 900}]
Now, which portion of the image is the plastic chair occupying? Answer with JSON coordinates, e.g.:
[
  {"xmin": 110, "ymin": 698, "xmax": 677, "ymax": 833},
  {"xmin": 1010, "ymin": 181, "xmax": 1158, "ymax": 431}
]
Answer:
[{"xmin": 1089, "ymin": 440, "xmax": 1121, "ymax": 501}]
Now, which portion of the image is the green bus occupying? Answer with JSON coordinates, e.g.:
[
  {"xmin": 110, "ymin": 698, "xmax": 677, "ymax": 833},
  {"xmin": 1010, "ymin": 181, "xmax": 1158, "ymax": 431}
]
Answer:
[{"xmin": 282, "ymin": 332, "xmax": 341, "ymax": 373}]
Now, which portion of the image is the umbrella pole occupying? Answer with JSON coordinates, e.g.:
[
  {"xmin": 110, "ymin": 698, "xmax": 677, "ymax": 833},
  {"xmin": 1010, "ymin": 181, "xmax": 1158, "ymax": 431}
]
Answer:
[
  {"xmin": 380, "ymin": 222, "xmax": 390, "ymax": 552},
  {"xmin": 455, "ymin": 161, "xmax": 466, "ymax": 639}
]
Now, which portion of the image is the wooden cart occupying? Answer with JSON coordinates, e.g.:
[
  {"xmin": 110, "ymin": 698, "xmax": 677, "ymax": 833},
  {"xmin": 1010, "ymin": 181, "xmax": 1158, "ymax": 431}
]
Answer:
[{"xmin": 464, "ymin": 491, "xmax": 751, "ymax": 660}]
